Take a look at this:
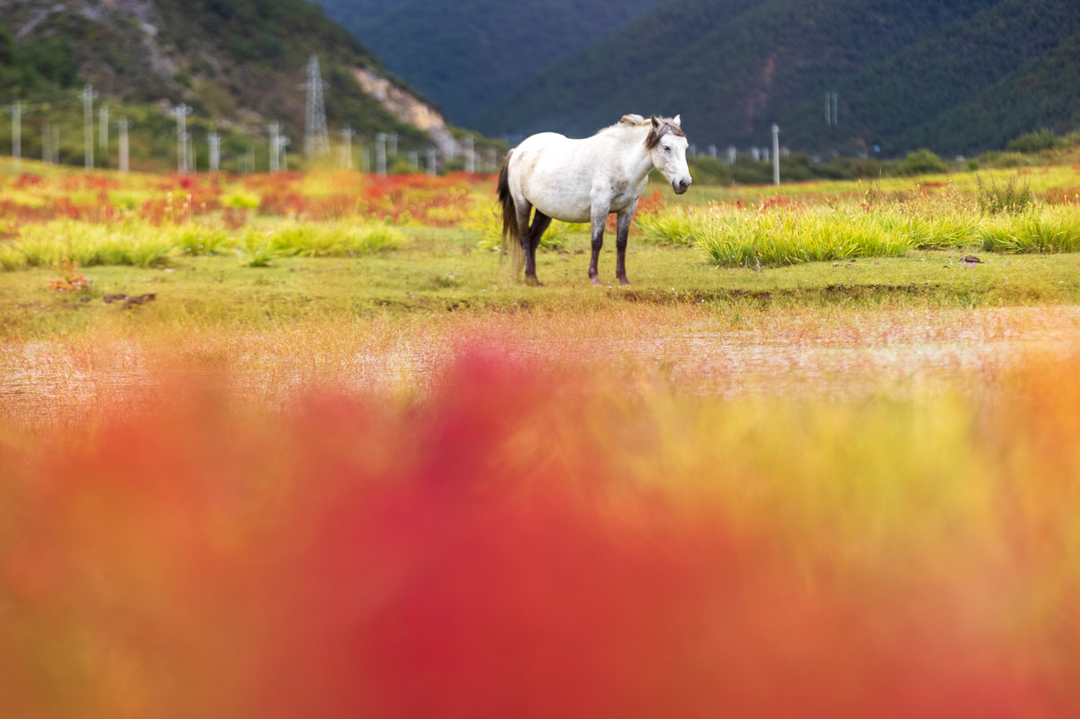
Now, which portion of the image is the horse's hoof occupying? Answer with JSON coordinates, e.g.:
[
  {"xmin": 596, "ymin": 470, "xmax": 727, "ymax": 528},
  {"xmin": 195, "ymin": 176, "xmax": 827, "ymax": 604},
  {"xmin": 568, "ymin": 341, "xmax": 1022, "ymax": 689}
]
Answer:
[
  {"xmin": 618, "ymin": 276, "xmax": 631, "ymax": 286},
  {"xmin": 526, "ymin": 276, "xmax": 544, "ymax": 287},
  {"xmin": 590, "ymin": 277, "xmax": 602, "ymax": 287}
]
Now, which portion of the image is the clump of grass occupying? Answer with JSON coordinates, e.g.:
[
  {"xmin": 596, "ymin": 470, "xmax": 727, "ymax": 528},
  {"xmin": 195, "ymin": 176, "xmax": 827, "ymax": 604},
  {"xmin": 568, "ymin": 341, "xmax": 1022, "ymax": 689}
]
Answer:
[
  {"xmin": 473, "ymin": 206, "xmax": 577, "ymax": 253},
  {"xmin": 175, "ymin": 226, "xmax": 234, "ymax": 256},
  {"xmin": 975, "ymin": 174, "xmax": 1034, "ymax": 215},
  {"xmin": 979, "ymin": 207, "xmax": 1080, "ymax": 253},
  {"xmin": 270, "ymin": 223, "xmax": 406, "ymax": 257},
  {"xmin": 15, "ymin": 221, "xmax": 173, "ymax": 268},
  {"xmin": 0, "ymin": 243, "xmax": 26, "ymax": 271},
  {"xmin": 241, "ymin": 230, "xmax": 278, "ymax": 267},
  {"xmin": 637, "ymin": 206, "xmax": 698, "ymax": 247},
  {"xmin": 643, "ymin": 204, "xmax": 959, "ymax": 268}
]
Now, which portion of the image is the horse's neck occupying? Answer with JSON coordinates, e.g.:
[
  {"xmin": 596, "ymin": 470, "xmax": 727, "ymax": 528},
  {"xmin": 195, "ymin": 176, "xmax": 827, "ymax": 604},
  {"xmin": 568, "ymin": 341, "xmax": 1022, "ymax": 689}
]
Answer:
[{"xmin": 617, "ymin": 129, "xmax": 654, "ymax": 185}]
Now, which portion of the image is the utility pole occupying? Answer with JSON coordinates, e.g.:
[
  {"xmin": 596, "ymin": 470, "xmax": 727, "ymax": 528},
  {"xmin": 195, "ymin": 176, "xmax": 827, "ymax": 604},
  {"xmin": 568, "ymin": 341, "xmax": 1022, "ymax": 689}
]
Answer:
[
  {"xmin": 375, "ymin": 132, "xmax": 387, "ymax": 176},
  {"xmin": 6, "ymin": 102, "xmax": 25, "ymax": 170},
  {"xmin": 99, "ymin": 105, "xmax": 108, "ymax": 158},
  {"xmin": 42, "ymin": 122, "xmax": 50, "ymax": 164},
  {"xmin": 208, "ymin": 132, "xmax": 220, "ymax": 172},
  {"xmin": 269, "ymin": 122, "xmax": 281, "ymax": 172},
  {"xmin": 464, "ymin": 136, "xmax": 474, "ymax": 172},
  {"xmin": 118, "ymin": 117, "xmax": 131, "ymax": 173},
  {"xmin": 79, "ymin": 84, "xmax": 99, "ymax": 171},
  {"xmin": 341, "ymin": 125, "xmax": 355, "ymax": 169},
  {"xmin": 388, "ymin": 132, "xmax": 397, "ymax": 157},
  {"xmin": 832, "ymin": 92, "xmax": 838, "ymax": 126},
  {"xmin": 279, "ymin": 136, "xmax": 290, "ymax": 171},
  {"xmin": 408, "ymin": 150, "xmax": 418, "ymax": 172},
  {"xmin": 52, "ymin": 127, "xmax": 60, "ymax": 164},
  {"xmin": 826, "ymin": 91, "xmax": 831, "ymax": 125},
  {"xmin": 772, "ymin": 124, "xmax": 780, "ymax": 186},
  {"xmin": 707, "ymin": 144, "xmax": 717, "ymax": 159},
  {"xmin": 173, "ymin": 103, "xmax": 192, "ymax": 174},
  {"xmin": 362, "ymin": 148, "xmax": 371, "ymax": 174},
  {"xmin": 426, "ymin": 147, "xmax": 436, "ymax": 176},
  {"xmin": 299, "ymin": 55, "xmax": 330, "ymax": 159}
]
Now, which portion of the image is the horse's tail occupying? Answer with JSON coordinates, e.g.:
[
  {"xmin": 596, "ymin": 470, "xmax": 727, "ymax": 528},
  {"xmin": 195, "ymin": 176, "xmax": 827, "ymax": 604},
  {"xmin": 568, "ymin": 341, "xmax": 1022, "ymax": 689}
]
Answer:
[{"xmin": 497, "ymin": 152, "xmax": 523, "ymax": 275}]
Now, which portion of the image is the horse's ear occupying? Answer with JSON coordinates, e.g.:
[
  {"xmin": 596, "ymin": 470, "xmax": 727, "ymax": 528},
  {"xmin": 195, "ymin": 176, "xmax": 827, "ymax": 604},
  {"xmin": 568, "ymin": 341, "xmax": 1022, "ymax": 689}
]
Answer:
[
  {"xmin": 650, "ymin": 115, "xmax": 660, "ymax": 128},
  {"xmin": 672, "ymin": 115, "xmax": 682, "ymax": 127}
]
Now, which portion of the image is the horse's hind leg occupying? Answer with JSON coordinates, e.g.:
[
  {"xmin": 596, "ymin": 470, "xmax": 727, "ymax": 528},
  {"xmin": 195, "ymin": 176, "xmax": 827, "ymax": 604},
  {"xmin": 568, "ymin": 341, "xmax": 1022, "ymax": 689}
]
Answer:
[
  {"xmin": 589, "ymin": 206, "xmax": 608, "ymax": 286},
  {"xmin": 528, "ymin": 210, "xmax": 553, "ymax": 285},
  {"xmin": 515, "ymin": 202, "xmax": 538, "ymax": 283},
  {"xmin": 615, "ymin": 200, "xmax": 637, "ymax": 285}
]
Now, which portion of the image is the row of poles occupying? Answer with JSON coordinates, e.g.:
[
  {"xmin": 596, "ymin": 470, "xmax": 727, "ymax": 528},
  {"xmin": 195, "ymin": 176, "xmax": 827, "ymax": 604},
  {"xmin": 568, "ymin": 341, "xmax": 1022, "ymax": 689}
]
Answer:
[{"xmin": 4, "ymin": 60, "xmax": 488, "ymax": 177}]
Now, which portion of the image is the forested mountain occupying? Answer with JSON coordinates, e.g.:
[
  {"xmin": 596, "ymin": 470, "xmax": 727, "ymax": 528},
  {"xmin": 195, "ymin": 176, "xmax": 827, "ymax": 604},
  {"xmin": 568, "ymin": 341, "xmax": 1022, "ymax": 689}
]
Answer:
[
  {"xmin": 0, "ymin": 0, "xmax": 455, "ymax": 169},
  {"xmin": 314, "ymin": 0, "xmax": 669, "ymax": 126},
  {"xmin": 473, "ymin": 0, "xmax": 1080, "ymax": 156}
]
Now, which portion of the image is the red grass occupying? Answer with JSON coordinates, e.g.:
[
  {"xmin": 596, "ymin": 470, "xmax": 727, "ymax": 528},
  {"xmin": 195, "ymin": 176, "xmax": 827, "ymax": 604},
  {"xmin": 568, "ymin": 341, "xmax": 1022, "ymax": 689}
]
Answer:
[{"xmin": 1, "ymin": 351, "xmax": 1079, "ymax": 718}]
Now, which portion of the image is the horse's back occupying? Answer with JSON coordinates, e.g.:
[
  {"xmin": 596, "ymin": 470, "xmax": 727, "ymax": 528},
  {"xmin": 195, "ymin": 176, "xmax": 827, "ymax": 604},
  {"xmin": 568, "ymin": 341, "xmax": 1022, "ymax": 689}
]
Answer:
[{"xmin": 510, "ymin": 133, "xmax": 605, "ymax": 223}]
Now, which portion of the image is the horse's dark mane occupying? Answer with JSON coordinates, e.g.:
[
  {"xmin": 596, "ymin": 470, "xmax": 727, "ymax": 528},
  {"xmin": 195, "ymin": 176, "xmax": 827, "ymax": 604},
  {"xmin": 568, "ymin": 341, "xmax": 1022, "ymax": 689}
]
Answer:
[
  {"xmin": 644, "ymin": 118, "xmax": 685, "ymax": 150},
  {"xmin": 598, "ymin": 115, "xmax": 685, "ymax": 150}
]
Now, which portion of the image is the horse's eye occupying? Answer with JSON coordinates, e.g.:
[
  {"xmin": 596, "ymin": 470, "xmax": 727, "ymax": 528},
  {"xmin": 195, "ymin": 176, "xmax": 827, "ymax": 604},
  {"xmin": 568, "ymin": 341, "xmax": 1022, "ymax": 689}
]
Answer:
[{"xmin": 664, "ymin": 146, "xmax": 671, "ymax": 153}]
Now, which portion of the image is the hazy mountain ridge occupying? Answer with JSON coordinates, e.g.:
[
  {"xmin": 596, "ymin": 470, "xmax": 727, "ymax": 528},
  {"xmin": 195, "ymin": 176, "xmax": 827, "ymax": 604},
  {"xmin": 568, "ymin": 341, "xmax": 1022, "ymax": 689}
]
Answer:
[{"xmin": 314, "ymin": 0, "xmax": 669, "ymax": 125}]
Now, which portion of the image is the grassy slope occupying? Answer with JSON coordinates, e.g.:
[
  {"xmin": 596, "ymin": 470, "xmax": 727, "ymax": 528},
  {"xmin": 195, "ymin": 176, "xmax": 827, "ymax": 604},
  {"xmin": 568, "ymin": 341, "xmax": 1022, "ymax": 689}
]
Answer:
[
  {"xmin": 316, "ymin": 0, "xmax": 668, "ymax": 125},
  {"xmin": 0, "ymin": 1, "xmax": 430, "ymax": 171}
]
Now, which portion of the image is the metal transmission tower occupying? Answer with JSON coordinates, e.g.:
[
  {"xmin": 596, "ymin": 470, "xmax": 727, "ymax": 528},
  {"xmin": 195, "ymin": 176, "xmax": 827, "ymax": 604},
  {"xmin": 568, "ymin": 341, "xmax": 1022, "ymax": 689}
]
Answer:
[
  {"xmin": 118, "ymin": 117, "xmax": 132, "ymax": 173},
  {"xmin": 79, "ymin": 84, "xmax": 99, "ymax": 171},
  {"xmin": 299, "ymin": 55, "xmax": 330, "ymax": 159},
  {"xmin": 6, "ymin": 102, "xmax": 26, "ymax": 169},
  {"xmin": 172, "ymin": 104, "xmax": 192, "ymax": 174}
]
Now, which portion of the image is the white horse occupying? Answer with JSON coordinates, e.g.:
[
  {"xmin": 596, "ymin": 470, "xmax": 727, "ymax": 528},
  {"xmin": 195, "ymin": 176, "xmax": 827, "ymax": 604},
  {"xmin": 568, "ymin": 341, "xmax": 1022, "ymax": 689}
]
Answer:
[{"xmin": 498, "ymin": 114, "xmax": 691, "ymax": 286}]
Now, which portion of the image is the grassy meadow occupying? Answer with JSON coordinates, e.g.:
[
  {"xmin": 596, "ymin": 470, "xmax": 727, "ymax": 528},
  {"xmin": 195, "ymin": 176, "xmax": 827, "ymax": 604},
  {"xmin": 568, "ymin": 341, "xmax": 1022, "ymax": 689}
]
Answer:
[{"xmin": 4, "ymin": 157, "xmax": 1080, "ymax": 717}]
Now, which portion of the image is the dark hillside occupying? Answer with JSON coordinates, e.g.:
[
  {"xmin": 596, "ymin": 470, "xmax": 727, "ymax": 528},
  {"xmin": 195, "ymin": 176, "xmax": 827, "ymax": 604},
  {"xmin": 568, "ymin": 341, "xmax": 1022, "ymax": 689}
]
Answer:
[
  {"xmin": 315, "ymin": 0, "xmax": 668, "ymax": 125},
  {"xmin": 477, "ymin": 0, "xmax": 1080, "ymax": 157},
  {"xmin": 475, "ymin": 0, "xmax": 997, "ymax": 148},
  {"xmin": 774, "ymin": 0, "xmax": 1080, "ymax": 156}
]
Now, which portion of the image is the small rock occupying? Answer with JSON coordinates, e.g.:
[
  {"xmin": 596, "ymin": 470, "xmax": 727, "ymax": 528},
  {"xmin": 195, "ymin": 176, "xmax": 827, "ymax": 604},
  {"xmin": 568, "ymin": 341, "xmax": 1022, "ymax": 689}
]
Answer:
[
  {"xmin": 832, "ymin": 262, "xmax": 840, "ymax": 267},
  {"xmin": 121, "ymin": 293, "xmax": 157, "ymax": 310}
]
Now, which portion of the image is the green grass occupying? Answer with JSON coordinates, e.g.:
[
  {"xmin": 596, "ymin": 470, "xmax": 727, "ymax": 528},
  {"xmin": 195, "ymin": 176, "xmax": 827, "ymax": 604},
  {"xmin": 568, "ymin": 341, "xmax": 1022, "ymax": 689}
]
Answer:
[
  {"xmin": 639, "ymin": 200, "xmax": 1080, "ymax": 268},
  {"xmin": 3, "ymin": 225, "xmax": 1080, "ymax": 339}
]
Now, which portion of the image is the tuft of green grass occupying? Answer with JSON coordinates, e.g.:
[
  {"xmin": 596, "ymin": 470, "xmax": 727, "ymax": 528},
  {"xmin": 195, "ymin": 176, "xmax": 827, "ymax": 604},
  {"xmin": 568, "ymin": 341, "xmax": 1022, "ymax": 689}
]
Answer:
[
  {"xmin": 14, "ymin": 221, "xmax": 174, "ymax": 268},
  {"xmin": 241, "ymin": 230, "xmax": 278, "ymax": 267},
  {"xmin": 270, "ymin": 224, "xmax": 406, "ymax": 257},
  {"xmin": 0, "ymin": 244, "xmax": 26, "ymax": 271},
  {"xmin": 175, "ymin": 227, "xmax": 235, "ymax": 256}
]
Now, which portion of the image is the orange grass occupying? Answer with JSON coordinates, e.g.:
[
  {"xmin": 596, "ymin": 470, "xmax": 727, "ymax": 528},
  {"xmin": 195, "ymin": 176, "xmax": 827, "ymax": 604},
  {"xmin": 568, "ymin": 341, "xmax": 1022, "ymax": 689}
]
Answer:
[{"xmin": 2, "ymin": 333, "xmax": 1080, "ymax": 717}]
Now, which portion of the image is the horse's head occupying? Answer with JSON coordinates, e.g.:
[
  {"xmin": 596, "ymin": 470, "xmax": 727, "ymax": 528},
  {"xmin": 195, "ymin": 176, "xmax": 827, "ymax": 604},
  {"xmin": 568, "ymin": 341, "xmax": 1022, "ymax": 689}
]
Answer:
[{"xmin": 646, "ymin": 116, "xmax": 692, "ymax": 195}]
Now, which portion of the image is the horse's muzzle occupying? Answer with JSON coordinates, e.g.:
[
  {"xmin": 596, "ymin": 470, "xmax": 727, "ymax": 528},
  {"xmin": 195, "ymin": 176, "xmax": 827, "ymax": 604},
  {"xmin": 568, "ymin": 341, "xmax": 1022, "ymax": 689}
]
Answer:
[{"xmin": 673, "ymin": 179, "xmax": 691, "ymax": 195}]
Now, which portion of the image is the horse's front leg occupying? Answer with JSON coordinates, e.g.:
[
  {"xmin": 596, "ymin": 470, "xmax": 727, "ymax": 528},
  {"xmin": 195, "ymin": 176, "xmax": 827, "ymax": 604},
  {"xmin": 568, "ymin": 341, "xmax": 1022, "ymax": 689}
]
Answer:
[
  {"xmin": 588, "ymin": 205, "xmax": 609, "ymax": 287},
  {"xmin": 615, "ymin": 199, "xmax": 638, "ymax": 285}
]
